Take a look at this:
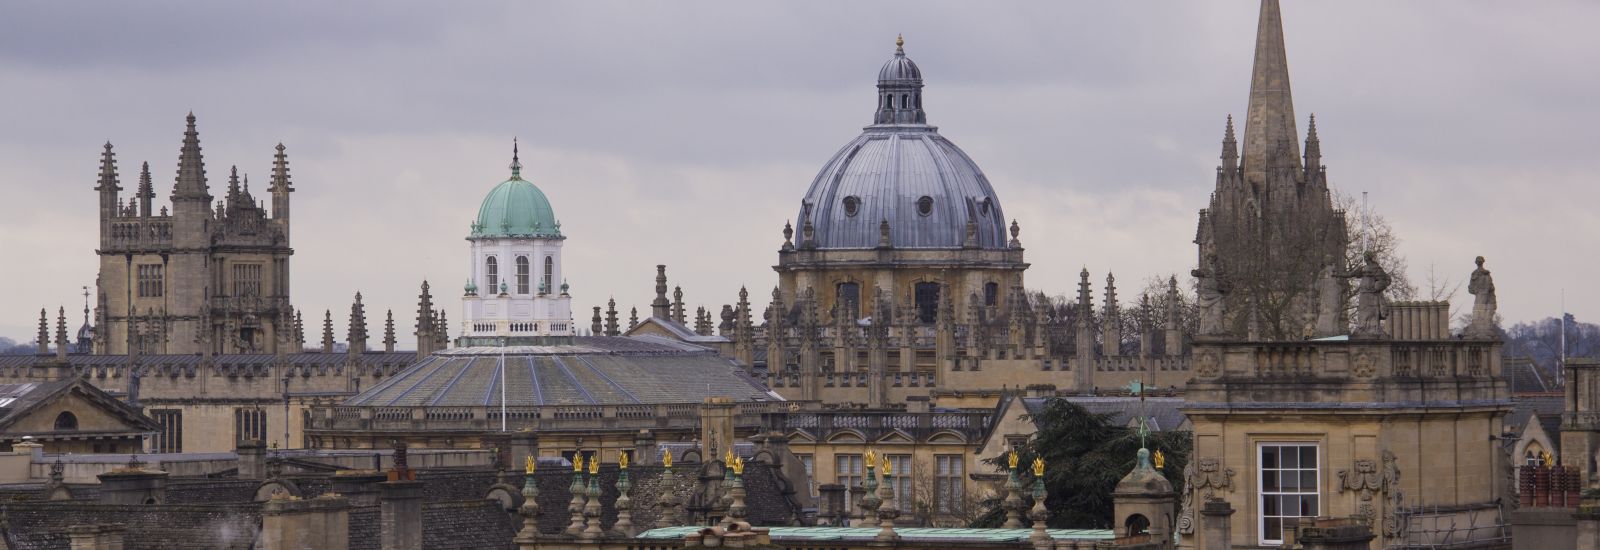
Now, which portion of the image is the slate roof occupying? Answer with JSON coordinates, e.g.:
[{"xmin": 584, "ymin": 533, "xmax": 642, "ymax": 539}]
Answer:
[
  {"xmin": 1021, "ymin": 396, "xmax": 1189, "ymax": 432},
  {"xmin": 1507, "ymin": 395, "xmax": 1565, "ymax": 447},
  {"xmin": 345, "ymin": 336, "xmax": 777, "ymax": 407},
  {"xmin": 1506, "ymin": 358, "xmax": 1557, "ymax": 394},
  {"xmin": 0, "ymin": 378, "xmax": 159, "ymax": 435}
]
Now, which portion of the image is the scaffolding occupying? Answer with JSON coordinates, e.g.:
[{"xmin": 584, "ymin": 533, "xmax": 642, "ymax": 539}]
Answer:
[{"xmin": 1386, "ymin": 502, "xmax": 1510, "ymax": 549}]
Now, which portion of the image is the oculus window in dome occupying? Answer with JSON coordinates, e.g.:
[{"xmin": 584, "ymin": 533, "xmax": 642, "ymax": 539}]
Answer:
[{"xmin": 795, "ymin": 36, "xmax": 1011, "ymax": 250}]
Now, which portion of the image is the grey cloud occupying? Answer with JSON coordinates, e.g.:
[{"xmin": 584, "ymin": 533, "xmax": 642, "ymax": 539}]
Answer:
[{"xmin": 0, "ymin": 1, "xmax": 1596, "ymax": 345}]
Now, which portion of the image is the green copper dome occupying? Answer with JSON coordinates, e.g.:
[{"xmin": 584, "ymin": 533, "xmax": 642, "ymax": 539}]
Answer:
[{"xmin": 470, "ymin": 145, "xmax": 562, "ymax": 239}]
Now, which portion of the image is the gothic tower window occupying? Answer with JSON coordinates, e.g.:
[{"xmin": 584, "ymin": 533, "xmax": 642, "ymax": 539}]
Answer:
[
  {"xmin": 544, "ymin": 256, "xmax": 554, "ymax": 294},
  {"xmin": 231, "ymin": 264, "xmax": 262, "ymax": 297},
  {"xmin": 984, "ymin": 282, "xmax": 999, "ymax": 307},
  {"xmin": 515, "ymin": 256, "xmax": 530, "ymax": 294},
  {"xmin": 914, "ymin": 282, "xmax": 940, "ymax": 324},
  {"xmin": 485, "ymin": 256, "xmax": 499, "ymax": 292},
  {"xmin": 836, "ymin": 282, "xmax": 860, "ymax": 321},
  {"xmin": 137, "ymin": 264, "xmax": 164, "ymax": 298}
]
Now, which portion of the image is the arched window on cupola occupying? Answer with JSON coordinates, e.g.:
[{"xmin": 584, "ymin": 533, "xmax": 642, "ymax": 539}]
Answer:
[
  {"xmin": 485, "ymin": 257, "xmax": 499, "ymax": 292},
  {"xmin": 516, "ymin": 256, "xmax": 530, "ymax": 294},
  {"xmin": 543, "ymin": 256, "xmax": 554, "ymax": 295}
]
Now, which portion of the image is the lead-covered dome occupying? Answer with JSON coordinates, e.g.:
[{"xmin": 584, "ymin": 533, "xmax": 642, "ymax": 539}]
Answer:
[
  {"xmin": 796, "ymin": 38, "xmax": 1009, "ymax": 250},
  {"xmin": 470, "ymin": 144, "xmax": 561, "ymax": 239}
]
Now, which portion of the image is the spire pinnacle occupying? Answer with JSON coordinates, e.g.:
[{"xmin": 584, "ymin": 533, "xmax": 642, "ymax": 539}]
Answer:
[
  {"xmin": 173, "ymin": 112, "xmax": 210, "ymax": 201},
  {"xmin": 510, "ymin": 137, "xmax": 523, "ymax": 179},
  {"xmin": 1240, "ymin": 0, "xmax": 1301, "ymax": 185},
  {"xmin": 895, "ymin": 34, "xmax": 904, "ymax": 53},
  {"xmin": 96, "ymin": 141, "xmax": 120, "ymax": 193}
]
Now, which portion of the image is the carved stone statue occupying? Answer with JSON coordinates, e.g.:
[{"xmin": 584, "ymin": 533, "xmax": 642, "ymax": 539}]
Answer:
[
  {"xmin": 1192, "ymin": 254, "xmax": 1231, "ymax": 337},
  {"xmin": 1467, "ymin": 256, "xmax": 1497, "ymax": 338},
  {"xmin": 1342, "ymin": 251, "xmax": 1390, "ymax": 338}
]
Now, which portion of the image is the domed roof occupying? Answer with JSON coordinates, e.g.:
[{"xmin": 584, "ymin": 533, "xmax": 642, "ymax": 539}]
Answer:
[
  {"xmin": 878, "ymin": 35, "xmax": 921, "ymax": 81},
  {"xmin": 470, "ymin": 144, "xmax": 561, "ymax": 239},
  {"xmin": 796, "ymin": 39, "xmax": 1009, "ymax": 250}
]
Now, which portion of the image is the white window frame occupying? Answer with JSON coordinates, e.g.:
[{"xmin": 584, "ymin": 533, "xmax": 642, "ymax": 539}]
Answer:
[
  {"xmin": 1258, "ymin": 442, "xmax": 1320, "ymax": 545},
  {"xmin": 835, "ymin": 454, "xmax": 863, "ymax": 489}
]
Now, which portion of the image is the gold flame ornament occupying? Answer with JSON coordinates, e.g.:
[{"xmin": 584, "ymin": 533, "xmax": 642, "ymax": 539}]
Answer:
[
  {"xmin": 619, "ymin": 451, "xmax": 629, "ymax": 470},
  {"xmin": 589, "ymin": 455, "xmax": 599, "ymax": 475},
  {"xmin": 725, "ymin": 449, "xmax": 735, "ymax": 465},
  {"xmin": 732, "ymin": 456, "xmax": 745, "ymax": 475},
  {"xmin": 1008, "ymin": 450, "xmax": 1019, "ymax": 471},
  {"xmin": 526, "ymin": 456, "xmax": 535, "ymax": 472},
  {"xmin": 573, "ymin": 454, "xmax": 584, "ymax": 473},
  {"xmin": 663, "ymin": 449, "xmax": 674, "ymax": 469},
  {"xmin": 865, "ymin": 449, "xmax": 876, "ymax": 465},
  {"xmin": 1542, "ymin": 451, "xmax": 1554, "ymax": 467},
  {"xmin": 881, "ymin": 457, "xmax": 892, "ymax": 475},
  {"xmin": 1154, "ymin": 451, "xmax": 1166, "ymax": 470},
  {"xmin": 1031, "ymin": 457, "xmax": 1044, "ymax": 477}
]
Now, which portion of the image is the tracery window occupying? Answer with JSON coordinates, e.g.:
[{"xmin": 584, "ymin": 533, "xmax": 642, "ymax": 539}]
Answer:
[
  {"xmin": 231, "ymin": 264, "xmax": 262, "ymax": 297},
  {"xmin": 137, "ymin": 264, "xmax": 164, "ymax": 298}
]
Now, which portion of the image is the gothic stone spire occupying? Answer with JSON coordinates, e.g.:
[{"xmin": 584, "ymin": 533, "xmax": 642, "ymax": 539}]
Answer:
[
  {"xmin": 1240, "ymin": 0, "xmax": 1301, "ymax": 187},
  {"xmin": 322, "ymin": 310, "xmax": 335, "ymax": 353},
  {"xmin": 384, "ymin": 309, "xmax": 396, "ymax": 353},
  {"xmin": 269, "ymin": 143, "xmax": 293, "ymax": 223},
  {"xmin": 172, "ymin": 112, "xmax": 211, "ymax": 202},
  {"xmin": 137, "ymin": 162, "xmax": 155, "ymax": 217},
  {"xmin": 651, "ymin": 265, "xmax": 671, "ymax": 319}
]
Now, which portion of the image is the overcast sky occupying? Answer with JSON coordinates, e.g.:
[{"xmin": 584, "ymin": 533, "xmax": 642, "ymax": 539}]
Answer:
[{"xmin": 1, "ymin": 1, "xmax": 1595, "ymax": 347}]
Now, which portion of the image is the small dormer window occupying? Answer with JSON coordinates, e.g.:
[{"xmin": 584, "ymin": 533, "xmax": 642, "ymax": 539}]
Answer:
[
  {"xmin": 842, "ymin": 196, "xmax": 860, "ymax": 217},
  {"xmin": 916, "ymin": 196, "xmax": 933, "ymax": 216}
]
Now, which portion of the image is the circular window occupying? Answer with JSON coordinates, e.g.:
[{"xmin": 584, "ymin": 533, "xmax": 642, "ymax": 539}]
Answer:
[
  {"xmin": 842, "ymin": 196, "xmax": 860, "ymax": 217},
  {"xmin": 916, "ymin": 196, "xmax": 934, "ymax": 216}
]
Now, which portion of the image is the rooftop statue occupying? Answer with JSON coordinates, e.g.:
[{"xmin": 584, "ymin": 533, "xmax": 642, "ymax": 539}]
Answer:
[
  {"xmin": 1467, "ymin": 256, "xmax": 1497, "ymax": 338},
  {"xmin": 1342, "ymin": 251, "xmax": 1390, "ymax": 338}
]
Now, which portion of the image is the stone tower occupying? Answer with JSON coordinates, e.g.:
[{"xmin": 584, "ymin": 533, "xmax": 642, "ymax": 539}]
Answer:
[
  {"xmin": 1194, "ymin": 0, "xmax": 1348, "ymax": 341},
  {"xmin": 95, "ymin": 114, "xmax": 294, "ymax": 355}
]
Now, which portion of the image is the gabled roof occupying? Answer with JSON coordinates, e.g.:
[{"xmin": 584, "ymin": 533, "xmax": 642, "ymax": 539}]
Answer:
[
  {"xmin": 1506, "ymin": 395, "xmax": 1565, "ymax": 446},
  {"xmin": 624, "ymin": 316, "xmax": 729, "ymax": 344},
  {"xmin": 0, "ymin": 378, "xmax": 160, "ymax": 435}
]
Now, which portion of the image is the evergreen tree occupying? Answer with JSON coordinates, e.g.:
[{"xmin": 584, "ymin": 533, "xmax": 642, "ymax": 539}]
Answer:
[{"xmin": 973, "ymin": 398, "xmax": 1190, "ymax": 528}]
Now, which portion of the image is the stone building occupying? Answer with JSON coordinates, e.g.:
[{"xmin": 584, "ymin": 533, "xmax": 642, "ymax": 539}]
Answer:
[
  {"xmin": 1178, "ymin": 2, "xmax": 1512, "ymax": 548},
  {"xmin": 616, "ymin": 41, "xmax": 1193, "ymax": 410},
  {"xmin": 0, "ymin": 378, "xmax": 158, "ymax": 455},
  {"xmin": 93, "ymin": 114, "xmax": 296, "ymax": 356}
]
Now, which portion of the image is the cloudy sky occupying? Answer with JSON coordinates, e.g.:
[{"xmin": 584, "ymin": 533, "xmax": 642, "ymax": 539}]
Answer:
[{"xmin": 1, "ymin": 1, "xmax": 1595, "ymax": 347}]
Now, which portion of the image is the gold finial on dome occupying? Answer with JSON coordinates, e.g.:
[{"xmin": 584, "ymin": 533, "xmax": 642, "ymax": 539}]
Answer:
[{"xmin": 895, "ymin": 34, "xmax": 904, "ymax": 52}]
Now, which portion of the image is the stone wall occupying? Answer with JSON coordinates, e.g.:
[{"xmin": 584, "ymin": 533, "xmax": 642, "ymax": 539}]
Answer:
[{"xmin": 0, "ymin": 502, "xmax": 260, "ymax": 550}]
